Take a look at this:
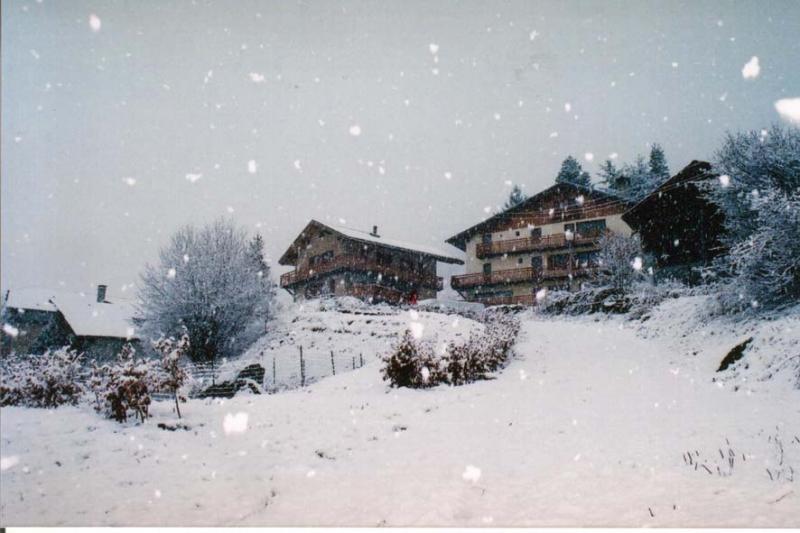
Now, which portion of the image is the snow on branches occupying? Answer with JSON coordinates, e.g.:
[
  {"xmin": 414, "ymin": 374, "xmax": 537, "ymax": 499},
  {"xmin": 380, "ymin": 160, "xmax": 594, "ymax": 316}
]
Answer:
[
  {"xmin": 381, "ymin": 312, "xmax": 520, "ymax": 388},
  {"xmin": 0, "ymin": 347, "xmax": 86, "ymax": 408}
]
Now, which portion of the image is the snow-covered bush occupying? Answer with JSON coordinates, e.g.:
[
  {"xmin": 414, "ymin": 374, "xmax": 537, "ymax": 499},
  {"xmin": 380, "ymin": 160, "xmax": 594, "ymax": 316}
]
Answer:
[
  {"xmin": 595, "ymin": 232, "xmax": 649, "ymax": 293},
  {"xmin": 381, "ymin": 314, "xmax": 520, "ymax": 388},
  {"xmin": 0, "ymin": 347, "xmax": 86, "ymax": 408},
  {"xmin": 151, "ymin": 333, "xmax": 190, "ymax": 418},
  {"xmin": 381, "ymin": 331, "xmax": 442, "ymax": 388},
  {"xmin": 706, "ymin": 124, "xmax": 800, "ymax": 313},
  {"xmin": 90, "ymin": 344, "xmax": 157, "ymax": 423},
  {"xmin": 138, "ymin": 219, "xmax": 275, "ymax": 366}
]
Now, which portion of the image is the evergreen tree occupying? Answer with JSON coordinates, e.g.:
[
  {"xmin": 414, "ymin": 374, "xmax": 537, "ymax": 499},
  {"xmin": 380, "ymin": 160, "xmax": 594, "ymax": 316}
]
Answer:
[
  {"xmin": 597, "ymin": 159, "xmax": 627, "ymax": 197},
  {"xmin": 649, "ymin": 143, "xmax": 671, "ymax": 183},
  {"xmin": 555, "ymin": 156, "xmax": 591, "ymax": 187},
  {"xmin": 503, "ymin": 184, "xmax": 527, "ymax": 211}
]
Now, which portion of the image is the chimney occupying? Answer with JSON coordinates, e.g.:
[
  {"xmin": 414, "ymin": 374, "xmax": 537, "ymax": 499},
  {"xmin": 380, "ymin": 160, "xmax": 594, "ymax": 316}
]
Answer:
[
  {"xmin": 96, "ymin": 284, "xmax": 107, "ymax": 303},
  {"xmin": 370, "ymin": 225, "xmax": 379, "ymax": 237}
]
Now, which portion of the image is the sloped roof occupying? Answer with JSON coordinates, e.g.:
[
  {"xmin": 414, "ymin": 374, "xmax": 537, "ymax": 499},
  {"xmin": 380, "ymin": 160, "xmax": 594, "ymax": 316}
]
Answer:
[
  {"xmin": 3, "ymin": 287, "xmax": 59, "ymax": 312},
  {"xmin": 51, "ymin": 293, "xmax": 138, "ymax": 339},
  {"xmin": 279, "ymin": 220, "xmax": 464, "ymax": 266},
  {"xmin": 446, "ymin": 182, "xmax": 630, "ymax": 250},
  {"xmin": 623, "ymin": 160, "xmax": 713, "ymax": 228},
  {"xmin": 4, "ymin": 288, "xmax": 138, "ymax": 339}
]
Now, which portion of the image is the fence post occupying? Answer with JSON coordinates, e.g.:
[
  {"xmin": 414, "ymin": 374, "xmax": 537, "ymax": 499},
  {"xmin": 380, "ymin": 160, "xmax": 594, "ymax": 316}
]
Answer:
[
  {"xmin": 360, "ymin": 353, "xmax": 364, "ymax": 368},
  {"xmin": 352, "ymin": 356, "xmax": 356, "ymax": 370},
  {"xmin": 330, "ymin": 350, "xmax": 336, "ymax": 376},
  {"xmin": 300, "ymin": 346, "xmax": 305, "ymax": 387}
]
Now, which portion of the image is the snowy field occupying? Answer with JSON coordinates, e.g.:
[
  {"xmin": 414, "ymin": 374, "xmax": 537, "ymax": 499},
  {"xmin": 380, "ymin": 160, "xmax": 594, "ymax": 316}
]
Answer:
[{"xmin": 1, "ymin": 301, "xmax": 799, "ymax": 527}]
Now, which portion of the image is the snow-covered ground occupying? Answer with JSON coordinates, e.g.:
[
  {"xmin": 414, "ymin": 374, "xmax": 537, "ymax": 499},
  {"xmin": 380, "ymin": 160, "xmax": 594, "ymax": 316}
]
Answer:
[{"xmin": 1, "ymin": 300, "xmax": 799, "ymax": 527}]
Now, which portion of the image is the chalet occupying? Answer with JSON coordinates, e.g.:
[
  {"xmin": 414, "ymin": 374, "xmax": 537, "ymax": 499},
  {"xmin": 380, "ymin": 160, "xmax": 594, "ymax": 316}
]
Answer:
[
  {"xmin": 1, "ymin": 285, "xmax": 139, "ymax": 359},
  {"xmin": 622, "ymin": 160, "xmax": 726, "ymax": 282},
  {"xmin": 278, "ymin": 220, "xmax": 464, "ymax": 304},
  {"xmin": 446, "ymin": 183, "xmax": 634, "ymax": 305}
]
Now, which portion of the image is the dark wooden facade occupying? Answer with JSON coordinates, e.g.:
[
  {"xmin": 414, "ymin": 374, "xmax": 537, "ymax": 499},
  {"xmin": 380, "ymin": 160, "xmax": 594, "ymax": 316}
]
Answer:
[
  {"xmin": 278, "ymin": 220, "xmax": 463, "ymax": 304},
  {"xmin": 622, "ymin": 160, "xmax": 726, "ymax": 282}
]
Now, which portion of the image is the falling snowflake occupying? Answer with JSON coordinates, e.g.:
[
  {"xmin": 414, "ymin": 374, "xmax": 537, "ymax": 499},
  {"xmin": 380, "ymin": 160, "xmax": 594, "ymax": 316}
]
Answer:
[
  {"xmin": 0, "ymin": 456, "xmax": 20, "ymax": 471},
  {"xmin": 774, "ymin": 98, "xmax": 800, "ymax": 124},
  {"xmin": 718, "ymin": 174, "xmax": 731, "ymax": 187},
  {"xmin": 167, "ymin": 268, "xmax": 177, "ymax": 279},
  {"xmin": 428, "ymin": 43, "xmax": 439, "ymax": 54},
  {"xmin": 741, "ymin": 56, "xmax": 760, "ymax": 79},
  {"xmin": 248, "ymin": 160, "xmax": 258, "ymax": 174},
  {"xmin": 529, "ymin": 29, "xmax": 539, "ymax": 41},
  {"xmin": 349, "ymin": 124, "xmax": 362, "ymax": 137},
  {"xmin": 575, "ymin": 195, "xmax": 585, "ymax": 206},
  {"xmin": 293, "ymin": 159, "xmax": 302, "ymax": 171},
  {"xmin": 307, "ymin": 470, "xmax": 316, "ymax": 478},
  {"xmin": 462, "ymin": 464, "xmax": 482, "ymax": 483},
  {"xmin": 535, "ymin": 288, "xmax": 547, "ymax": 302},
  {"xmin": 122, "ymin": 177, "xmax": 136, "ymax": 186},
  {"xmin": 223, "ymin": 412, "xmax": 249, "ymax": 435},
  {"xmin": 154, "ymin": 489, "xmax": 162, "ymax": 498},
  {"xmin": 584, "ymin": 153, "xmax": 594, "ymax": 162},
  {"xmin": 249, "ymin": 72, "xmax": 266, "ymax": 83},
  {"xmin": 226, "ymin": 206, "xmax": 235, "ymax": 213},
  {"xmin": 409, "ymin": 322, "xmax": 424, "ymax": 339},
  {"xmin": 609, "ymin": 152, "xmax": 619, "ymax": 160},
  {"xmin": 549, "ymin": 131, "xmax": 558, "ymax": 138},
  {"xmin": 631, "ymin": 257, "xmax": 643, "ymax": 271},
  {"xmin": 185, "ymin": 173, "xmax": 202, "ymax": 183},
  {"xmin": 89, "ymin": 14, "xmax": 101, "ymax": 32},
  {"xmin": 564, "ymin": 102, "xmax": 572, "ymax": 112}
]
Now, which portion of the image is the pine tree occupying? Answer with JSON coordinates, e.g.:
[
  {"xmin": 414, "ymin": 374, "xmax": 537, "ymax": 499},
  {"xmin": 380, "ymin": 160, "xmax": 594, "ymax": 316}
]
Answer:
[
  {"xmin": 503, "ymin": 184, "xmax": 527, "ymax": 211},
  {"xmin": 555, "ymin": 156, "xmax": 591, "ymax": 187},
  {"xmin": 597, "ymin": 159, "xmax": 627, "ymax": 196},
  {"xmin": 649, "ymin": 143, "xmax": 671, "ymax": 183},
  {"xmin": 621, "ymin": 155, "xmax": 656, "ymax": 202}
]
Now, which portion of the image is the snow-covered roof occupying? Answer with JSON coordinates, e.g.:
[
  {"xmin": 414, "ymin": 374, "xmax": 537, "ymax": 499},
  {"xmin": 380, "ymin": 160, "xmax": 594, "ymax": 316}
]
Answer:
[
  {"xmin": 51, "ymin": 293, "xmax": 138, "ymax": 340},
  {"xmin": 3, "ymin": 287, "xmax": 60, "ymax": 312},
  {"xmin": 3, "ymin": 288, "xmax": 138, "ymax": 339},
  {"xmin": 279, "ymin": 219, "xmax": 464, "ymax": 265}
]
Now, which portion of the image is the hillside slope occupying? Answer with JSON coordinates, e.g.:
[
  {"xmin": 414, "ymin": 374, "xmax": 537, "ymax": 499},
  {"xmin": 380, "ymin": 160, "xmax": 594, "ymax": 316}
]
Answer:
[{"xmin": 1, "ymin": 309, "xmax": 798, "ymax": 526}]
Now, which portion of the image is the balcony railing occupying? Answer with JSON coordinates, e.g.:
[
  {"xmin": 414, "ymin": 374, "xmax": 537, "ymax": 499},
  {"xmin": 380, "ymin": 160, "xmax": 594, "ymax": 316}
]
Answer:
[
  {"xmin": 477, "ymin": 294, "xmax": 537, "ymax": 306},
  {"xmin": 450, "ymin": 265, "xmax": 598, "ymax": 289},
  {"xmin": 476, "ymin": 231, "xmax": 604, "ymax": 258},
  {"xmin": 280, "ymin": 255, "xmax": 442, "ymax": 291}
]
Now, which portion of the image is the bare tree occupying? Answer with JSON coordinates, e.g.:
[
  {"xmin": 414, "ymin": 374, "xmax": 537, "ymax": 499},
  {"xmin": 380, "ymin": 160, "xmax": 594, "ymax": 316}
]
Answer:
[{"xmin": 137, "ymin": 219, "xmax": 274, "ymax": 366}]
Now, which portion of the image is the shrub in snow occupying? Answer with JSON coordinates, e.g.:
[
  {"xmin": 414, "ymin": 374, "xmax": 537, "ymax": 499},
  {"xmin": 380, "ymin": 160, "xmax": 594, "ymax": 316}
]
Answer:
[
  {"xmin": 705, "ymin": 125, "xmax": 800, "ymax": 313},
  {"xmin": 151, "ymin": 333, "xmax": 190, "ymax": 418},
  {"xmin": 381, "ymin": 330, "xmax": 442, "ymax": 388},
  {"xmin": 0, "ymin": 347, "xmax": 86, "ymax": 408},
  {"xmin": 90, "ymin": 343, "xmax": 157, "ymax": 423},
  {"xmin": 138, "ymin": 219, "xmax": 275, "ymax": 368},
  {"xmin": 381, "ymin": 314, "xmax": 520, "ymax": 388},
  {"xmin": 594, "ymin": 232, "xmax": 648, "ymax": 293}
]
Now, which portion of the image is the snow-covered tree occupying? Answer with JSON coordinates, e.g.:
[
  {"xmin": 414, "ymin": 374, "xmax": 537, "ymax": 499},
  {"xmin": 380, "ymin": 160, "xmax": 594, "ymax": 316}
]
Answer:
[
  {"xmin": 246, "ymin": 233, "xmax": 277, "ymax": 322},
  {"xmin": 138, "ymin": 219, "xmax": 275, "ymax": 366},
  {"xmin": 649, "ymin": 143, "xmax": 671, "ymax": 183},
  {"xmin": 597, "ymin": 159, "xmax": 628, "ymax": 197},
  {"xmin": 503, "ymin": 184, "xmax": 527, "ymax": 211},
  {"xmin": 707, "ymin": 125, "xmax": 800, "ymax": 312},
  {"xmin": 595, "ymin": 232, "xmax": 647, "ymax": 293},
  {"xmin": 620, "ymin": 155, "xmax": 658, "ymax": 202},
  {"xmin": 555, "ymin": 156, "xmax": 591, "ymax": 187}
]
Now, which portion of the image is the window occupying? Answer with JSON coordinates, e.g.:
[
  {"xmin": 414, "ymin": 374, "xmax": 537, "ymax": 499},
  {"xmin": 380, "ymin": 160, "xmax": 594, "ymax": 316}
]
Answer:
[
  {"xmin": 548, "ymin": 253, "xmax": 569, "ymax": 269},
  {"xmin": 482, "ymin": 233, "xmax": 492, "ymax": 245},
  {"xmin": 518, "ymin": 257, "xmax": 524, "ymax": 265},
  {"xmin": 483, "ymin": 263, "xmax": 492, "ymax": 275},
  {"xmin": 564, "ymin": 223, "xmax": 575, "ymax": 233},
  {"xmin": 576, "ymin": 250, "xmax": 600, "ymax": 267},
  {"xmin": 530, "ymin": 228, "xmax": 542, "ymax": 239},
  {"xmin": 531, "ymin": 256, "xmax": 543, "ymax": 270},
  {"xmin": 515, "ymin": 230, "xmax": 520, "ymax": 237},
  {"xmin": 576, "ymin": 219, "xmax": 606, "ymax": 237}
]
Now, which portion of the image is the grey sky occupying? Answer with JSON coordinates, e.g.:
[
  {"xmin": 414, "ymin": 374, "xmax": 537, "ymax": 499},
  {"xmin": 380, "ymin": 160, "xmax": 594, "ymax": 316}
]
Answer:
[{"xmin": 2, "ymin": 0, "xmax": 798, "ymax": 299}]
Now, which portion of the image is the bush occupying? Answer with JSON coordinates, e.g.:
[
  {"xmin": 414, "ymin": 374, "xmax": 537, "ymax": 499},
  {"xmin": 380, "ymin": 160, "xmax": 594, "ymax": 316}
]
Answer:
[
  {"xmin": 0, "ymin": 348, "xmax": 86, "ymax": 408},
  {"xmin": 90, "ymin": 344, "xmax": 157, "ymax": 423},
  {"xmin": 152, "ymin": 334, "xmax": 190, "ymax": 418},
  {"xmin": 381, "ymin": 314, "xmax": 520, "ymax": 388}
]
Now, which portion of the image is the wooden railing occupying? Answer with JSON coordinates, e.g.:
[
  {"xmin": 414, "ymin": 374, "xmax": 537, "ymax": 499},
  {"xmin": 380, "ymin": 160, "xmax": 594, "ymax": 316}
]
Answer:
[
  {"xmin": 280, "ymin": 255, "xmax": 441, "ymax": 291},
  {"xmin": 476, "ymin": 231, "xmax": 604, "ymax": 258},
  {"xmin": 495, "ymin": 202, "xmax": 624, "ymax": 229},
  {"xmin": 477, "ymin": 294, "xmax": 537, "ymax": 306},
  {"xmin": 450, "ymin": 265, "xmax": 598, "ymax": 289}
]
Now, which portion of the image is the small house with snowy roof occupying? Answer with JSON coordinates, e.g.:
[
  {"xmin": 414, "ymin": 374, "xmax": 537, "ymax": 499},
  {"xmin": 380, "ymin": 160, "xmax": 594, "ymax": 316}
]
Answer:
[
  {"xmin": 278, "ymin": 220, "xmax": 464, "ymax": 304},
  {"xmin": 1, "ymin": 285, "xmax": 139, "ymax": 359}
]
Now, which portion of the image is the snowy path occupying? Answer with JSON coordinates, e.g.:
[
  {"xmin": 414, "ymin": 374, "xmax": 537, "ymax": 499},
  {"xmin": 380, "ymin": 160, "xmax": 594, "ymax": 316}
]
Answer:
[{"xmin": 1, "ymin": 315, "xmax": 798, "ymax": 526}]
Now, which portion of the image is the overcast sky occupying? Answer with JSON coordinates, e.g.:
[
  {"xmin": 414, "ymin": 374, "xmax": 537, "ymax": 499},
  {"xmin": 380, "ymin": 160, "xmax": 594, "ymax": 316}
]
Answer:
[{"xmin": 2, "ymin": 0, "xmax": 798, "ymax": 299}]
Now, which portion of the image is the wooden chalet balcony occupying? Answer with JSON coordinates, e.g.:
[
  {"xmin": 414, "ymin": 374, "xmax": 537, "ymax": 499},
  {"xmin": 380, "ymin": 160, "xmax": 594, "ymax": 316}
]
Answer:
[
  {"xmin": 279, "ymin": 255, "xmax": 443, "ymax": 291},
  {"xmin": 450, "ymin": 265, "xmax": 599, "ymax": 289},
  {"xmin": 476, "ymin": 231, "xmax": 603, "ymax": 259}
]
